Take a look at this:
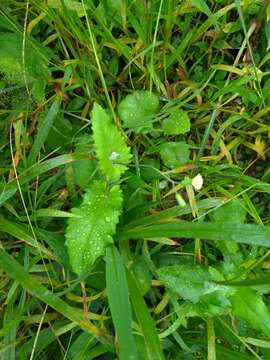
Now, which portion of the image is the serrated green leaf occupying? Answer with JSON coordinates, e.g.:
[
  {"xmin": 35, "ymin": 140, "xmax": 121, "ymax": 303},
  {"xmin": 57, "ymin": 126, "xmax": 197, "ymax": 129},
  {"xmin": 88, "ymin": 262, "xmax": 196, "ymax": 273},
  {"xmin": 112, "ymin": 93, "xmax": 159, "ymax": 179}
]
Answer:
[
  {"xmin": 118, "ymin": 91, "xmax": 160, "ymax": 133},
  {"xmin": 65, "ymin": 180, "xmax": 123, "ymax": 275},
  {"xmin": 162, "ymin": 110, "xmax": 190, "ymax": 135},
  {"xmin": 160, "ymin": 142, "xmax": 190, "ymax": 168},
  {"xmin": 92, "ymin": 103, "xmax": 131, "ymax": 181}
]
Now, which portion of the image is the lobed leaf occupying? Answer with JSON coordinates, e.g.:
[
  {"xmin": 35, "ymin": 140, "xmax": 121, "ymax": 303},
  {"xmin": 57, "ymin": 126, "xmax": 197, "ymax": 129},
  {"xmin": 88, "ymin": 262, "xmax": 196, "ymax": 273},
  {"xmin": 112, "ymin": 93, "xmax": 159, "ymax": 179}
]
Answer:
[{"xmin": 65, "ymin": 180, "xmax": 123, "ymax": 275}]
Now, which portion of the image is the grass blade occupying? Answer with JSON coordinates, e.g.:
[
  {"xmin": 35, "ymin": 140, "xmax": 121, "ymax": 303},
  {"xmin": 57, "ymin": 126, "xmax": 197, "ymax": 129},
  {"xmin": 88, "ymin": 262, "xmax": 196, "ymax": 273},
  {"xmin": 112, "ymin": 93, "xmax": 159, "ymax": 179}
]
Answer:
[
  {"xmin": 120, "ymin": 221, "xmax": 270, "ymax": 247},
  {"xmin": 0, "ymin": 248, "xmax": 112, "ymax": 348},
  {"xmin": 126, "ymin": 270, "xmax": 165, "ymax": 360},
  {"xmin": 105, "ymin": 245, "xmax": 139, "ymax": 360},
  {"xmin": 0, "ymin": 215, "xmax": 53, "ymax": 258},
  {"xmin": 28, "ymin": 96, "xmax": 61, "ymax": 165},
  {"xmin": 0, "ymin": 153, "xmax": 82, "ymax": 206}
]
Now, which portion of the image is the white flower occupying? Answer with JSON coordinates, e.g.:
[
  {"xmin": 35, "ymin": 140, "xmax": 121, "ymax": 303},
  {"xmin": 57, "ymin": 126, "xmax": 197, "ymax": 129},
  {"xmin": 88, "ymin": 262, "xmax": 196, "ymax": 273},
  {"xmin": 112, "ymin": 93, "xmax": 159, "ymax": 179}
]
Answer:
[{"xmin": 192, "ymin": 174, "xmax": 203, "ymax": 191}]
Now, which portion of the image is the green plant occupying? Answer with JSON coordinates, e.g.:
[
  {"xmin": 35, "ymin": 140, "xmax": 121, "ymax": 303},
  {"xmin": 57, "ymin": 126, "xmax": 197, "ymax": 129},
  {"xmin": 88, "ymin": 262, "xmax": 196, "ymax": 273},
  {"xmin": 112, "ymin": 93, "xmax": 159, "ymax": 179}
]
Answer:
[{"xmin": 1, "ymin": 1, "xmax": 270, "ymax": 359}]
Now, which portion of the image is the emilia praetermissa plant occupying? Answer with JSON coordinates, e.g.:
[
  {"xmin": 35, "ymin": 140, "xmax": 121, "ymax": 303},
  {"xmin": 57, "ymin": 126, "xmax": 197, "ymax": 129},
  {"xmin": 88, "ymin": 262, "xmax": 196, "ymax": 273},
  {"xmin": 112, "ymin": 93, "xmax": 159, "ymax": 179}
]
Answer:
[{"xmin": 65, "ymin": 103, "xmax": 132, "ymax": 275}]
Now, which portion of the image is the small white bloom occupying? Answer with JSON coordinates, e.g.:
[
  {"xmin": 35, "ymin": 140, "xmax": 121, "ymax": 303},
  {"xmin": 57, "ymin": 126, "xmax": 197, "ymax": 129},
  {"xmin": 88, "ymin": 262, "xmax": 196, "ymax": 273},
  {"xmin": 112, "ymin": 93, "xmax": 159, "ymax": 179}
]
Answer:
[
  {"xmin": 192, "ymin": 174, "xmax": 203, "ymax": 191},
  {"xmin": 109, "ymin": 151, "xmax": 119, "ymax": 161}
]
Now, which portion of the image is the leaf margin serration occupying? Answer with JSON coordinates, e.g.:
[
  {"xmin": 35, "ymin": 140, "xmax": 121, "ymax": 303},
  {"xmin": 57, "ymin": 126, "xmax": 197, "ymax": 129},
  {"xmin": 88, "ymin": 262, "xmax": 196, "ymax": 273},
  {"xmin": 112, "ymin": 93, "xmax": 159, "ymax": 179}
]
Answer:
[{"xmin": 65, "ymin": 180, "xmax": 123, "ymax": 275}]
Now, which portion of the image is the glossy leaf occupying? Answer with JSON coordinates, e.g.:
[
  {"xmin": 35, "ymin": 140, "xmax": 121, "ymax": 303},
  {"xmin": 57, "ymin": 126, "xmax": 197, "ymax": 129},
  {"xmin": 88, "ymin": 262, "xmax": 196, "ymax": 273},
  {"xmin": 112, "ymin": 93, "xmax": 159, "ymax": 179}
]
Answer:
[
  {"xmin": 65, "ymin": 180, "xmax": 122, "ymax": 275},
  {"xmin": 118, "ymin": 91, "xmax": 160, "ymax": 133},
  {"xmin": 92, "ymin": 103, "xmax": 131, "ymax": 181}
]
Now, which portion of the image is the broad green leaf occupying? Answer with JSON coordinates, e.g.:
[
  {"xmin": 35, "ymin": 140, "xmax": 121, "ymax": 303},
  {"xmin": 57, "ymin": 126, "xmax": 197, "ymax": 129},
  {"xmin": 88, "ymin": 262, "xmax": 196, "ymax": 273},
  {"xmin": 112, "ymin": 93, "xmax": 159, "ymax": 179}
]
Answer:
[
  {"xmin": 157, "ymin": 264, "xmax": 212, "ymax": 303},
  {"xmin": 157, "ymin": 264, "xmax": 232, "ymax": 304},
  {"xmin": 0, "ymin": 30, "xmax": 51, "ymax": 103},
  {"xmin": 157, "ymin": 265, "xmax": 233, "ymax": 317},
  {"xmin": 120, "ymin": 221, "xmax": 270, "ymax": 248},
  {"xmin": 160, "ymin": 142, "xmax": 190, "ymax": 168},
  {"xmin": 212, "ymin": 199, "xmax": 246, "ymax": 224},
  {"xmin": 65, "ymin": 180, "xmax": 123, "ymax": 275},
  {"xmin": 230, "ymin": 287, "xmax": 270, "ymax": 337},
  {"xmin": 106, "ymin": 246, "xmax": 139, "ymax": 360},
  {"xmin": 92, "ymin": 103, "xmax": 131, "ymax": 181},
  {"xmin": 118, "ymin": 91, "xmax": 160, "ymax": 133},
  {"xmin": 162, "ymin": 110, "xmax": 190, "ymax": 135}
]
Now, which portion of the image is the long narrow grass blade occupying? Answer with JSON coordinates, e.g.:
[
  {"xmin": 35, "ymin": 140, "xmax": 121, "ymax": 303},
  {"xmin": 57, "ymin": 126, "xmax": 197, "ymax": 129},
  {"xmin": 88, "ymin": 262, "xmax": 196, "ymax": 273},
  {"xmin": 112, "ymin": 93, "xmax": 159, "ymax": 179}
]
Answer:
[
  {"xmin": 0, "ymin": 154, "xmax": 83, "ymax": 206},
  {"xmin": 105, "ymin": 246, "xmax": 139, "ymax": 360},
  {"xmin": 126, "ymin": 270, "xmax": 165, "ymax": 360},
  {"xmin": 0, "ymin": 248, "xmax": 112, "ymax": 347},
  {"xmin": 28, "ymin": 97, "xmax": 61, "ymax": 165},
  {"xmin": 120, "ymin": 222, "xmax": 270, "ymax": 247}
]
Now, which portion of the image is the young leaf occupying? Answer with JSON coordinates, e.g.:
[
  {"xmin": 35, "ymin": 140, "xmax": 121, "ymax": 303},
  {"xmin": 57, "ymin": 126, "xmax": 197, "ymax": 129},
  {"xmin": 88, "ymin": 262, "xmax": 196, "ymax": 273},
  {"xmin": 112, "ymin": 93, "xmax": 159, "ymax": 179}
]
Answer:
[
  {"xmin": 160, "ymin": 142, "xmax": 190, "ymax": 168},
  {"xmin": 118, "ymin": 91, "xmax": 160, "ymax": 133},
  {"xmin": 65, "ymin": 180, "xmax": 123, "ymax": 275},
  {"xmin": 162, "ymin": 110, "xmax": 190, "ymax": 135},
  {"xmin": 91, "ymin": 103, "xmax": 132, "ymax": 181}
]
